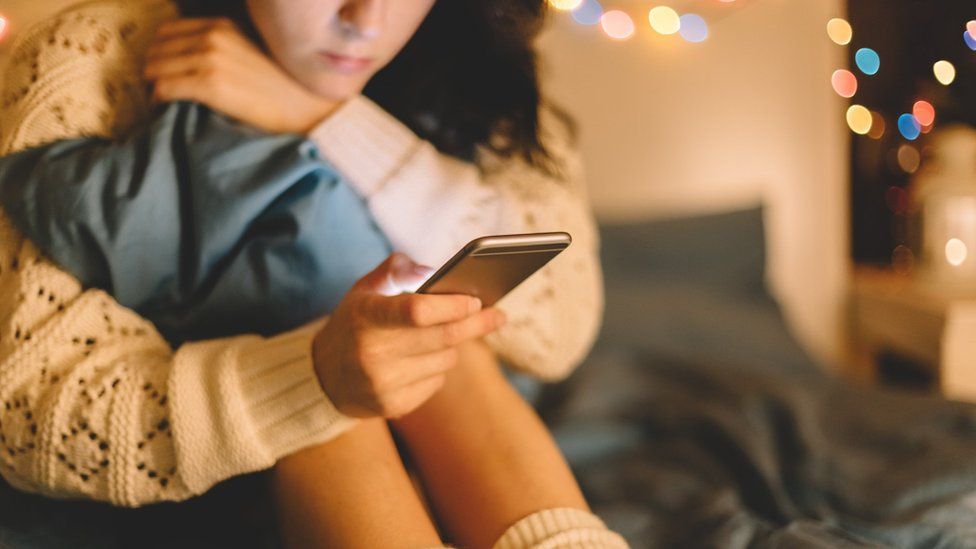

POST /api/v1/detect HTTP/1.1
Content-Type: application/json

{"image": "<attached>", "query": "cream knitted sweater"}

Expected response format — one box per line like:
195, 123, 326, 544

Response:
0, 0, 603, 507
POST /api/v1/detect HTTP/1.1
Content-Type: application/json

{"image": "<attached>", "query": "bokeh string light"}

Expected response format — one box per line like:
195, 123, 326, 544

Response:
549, 0, 584, 11
854, 48, 880, 75
547, 0, 751, 44
601, 10, 635, 41
572, 0, 603, 26
946, 238, 968, 267
827, 17, 853, 45
829, 16, 974, 143
828, 17, 975, 273
648, 6, 681, 35
912, 100, 935, 127
678, 13, 708, 43
831, 69, 858, 98
965, 29, 976, 51
897, 114, 921, 141
933, 60, 956, 85
896, 145, 921, 174
868, 111, 886, 139
0, 13, 9, 44
846, 105, 872, 135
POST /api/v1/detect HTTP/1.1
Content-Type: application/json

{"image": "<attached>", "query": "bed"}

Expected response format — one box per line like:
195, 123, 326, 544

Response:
2, 207, 976, 548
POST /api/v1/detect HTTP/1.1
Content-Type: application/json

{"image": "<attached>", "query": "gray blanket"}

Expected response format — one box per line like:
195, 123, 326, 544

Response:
548, 346, 976, 548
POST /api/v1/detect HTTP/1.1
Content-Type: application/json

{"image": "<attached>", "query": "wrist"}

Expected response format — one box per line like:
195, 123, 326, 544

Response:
288, 92, 340, 134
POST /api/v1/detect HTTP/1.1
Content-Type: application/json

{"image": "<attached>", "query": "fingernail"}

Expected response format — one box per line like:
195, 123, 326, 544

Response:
414, 265, 435, 277
468, 297, 482, 314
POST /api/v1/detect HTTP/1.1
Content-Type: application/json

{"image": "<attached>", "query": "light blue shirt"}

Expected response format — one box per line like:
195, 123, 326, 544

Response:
0, 101, 391, 344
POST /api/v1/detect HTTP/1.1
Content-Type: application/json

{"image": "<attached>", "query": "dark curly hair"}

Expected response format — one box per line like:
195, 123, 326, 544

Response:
176, 0, 571, 173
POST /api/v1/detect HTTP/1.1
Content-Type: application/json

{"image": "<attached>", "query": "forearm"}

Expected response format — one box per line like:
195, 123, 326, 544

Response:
309, 96, 604, 378
0, 226, 355, 506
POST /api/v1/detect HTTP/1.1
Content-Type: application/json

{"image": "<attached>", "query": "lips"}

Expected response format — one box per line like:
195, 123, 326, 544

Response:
318, 51, 373, 73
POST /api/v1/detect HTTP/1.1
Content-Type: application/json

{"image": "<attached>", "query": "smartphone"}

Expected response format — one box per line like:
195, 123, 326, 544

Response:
416, 232, 571, 307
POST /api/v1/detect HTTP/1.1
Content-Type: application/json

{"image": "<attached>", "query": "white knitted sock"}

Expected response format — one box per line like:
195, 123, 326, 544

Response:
491, 507, 630, 549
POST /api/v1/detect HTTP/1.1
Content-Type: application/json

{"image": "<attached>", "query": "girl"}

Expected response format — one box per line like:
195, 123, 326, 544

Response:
0, 0, 625, 547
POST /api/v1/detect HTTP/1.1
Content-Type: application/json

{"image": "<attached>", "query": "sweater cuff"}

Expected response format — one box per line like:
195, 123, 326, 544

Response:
171, 321, 357, 494
236, 321, 357, 462
308, 95, 420, 197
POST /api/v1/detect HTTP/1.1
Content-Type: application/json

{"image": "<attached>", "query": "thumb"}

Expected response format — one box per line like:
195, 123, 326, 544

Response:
355, 253, 434, 296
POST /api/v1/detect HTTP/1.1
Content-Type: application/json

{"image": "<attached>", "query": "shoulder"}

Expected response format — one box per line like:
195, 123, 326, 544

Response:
3, 0, 178, 79
0, 0, 178, 153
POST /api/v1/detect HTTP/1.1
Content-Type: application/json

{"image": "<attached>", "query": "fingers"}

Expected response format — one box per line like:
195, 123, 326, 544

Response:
154, 17, 234, 40
364, 292, 482, 328
144, 51, 209, 80
406, 307, 507, 356
146, 34, 207, 62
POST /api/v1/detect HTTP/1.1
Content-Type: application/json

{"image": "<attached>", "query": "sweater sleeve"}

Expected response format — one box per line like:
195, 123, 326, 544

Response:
309, 96, 604, 380
0, 218, 356, 506
0, 0, 357, 506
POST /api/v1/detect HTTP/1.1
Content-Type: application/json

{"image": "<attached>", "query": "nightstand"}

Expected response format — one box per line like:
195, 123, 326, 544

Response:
849, 267, 976, 401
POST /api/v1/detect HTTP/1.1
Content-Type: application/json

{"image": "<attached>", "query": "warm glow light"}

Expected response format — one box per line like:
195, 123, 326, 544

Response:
826, 18, 852, 45
898, 114, 921, 141
968, 20, 976, 39
896, 145, 920, 173
946, 238, 968, 267
571, 0, 603, 26
648, 6, 680, 35
868, 111, 886, 139
601, 10, 635, 40
854, 48, 880, 75
831, 69, 858, 98
548, 0, 583, 11
846, 105, 872, 135
933, 60, 956, 86
912, 100, 935, 127
0, 14, 8, 43
678, 13, 708, 43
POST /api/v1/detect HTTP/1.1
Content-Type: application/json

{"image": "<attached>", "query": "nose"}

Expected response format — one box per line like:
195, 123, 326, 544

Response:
338, 0, 384, 40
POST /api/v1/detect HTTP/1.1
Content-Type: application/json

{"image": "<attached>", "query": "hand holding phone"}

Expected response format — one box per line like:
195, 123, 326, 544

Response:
416, 232, 571, 307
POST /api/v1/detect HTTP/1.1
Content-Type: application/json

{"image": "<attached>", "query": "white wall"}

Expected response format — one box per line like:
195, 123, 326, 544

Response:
537, 1, 850, 366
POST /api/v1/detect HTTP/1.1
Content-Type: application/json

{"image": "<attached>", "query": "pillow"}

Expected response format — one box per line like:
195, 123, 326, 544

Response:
596, 206, 818, 376
599, 206, 768, 296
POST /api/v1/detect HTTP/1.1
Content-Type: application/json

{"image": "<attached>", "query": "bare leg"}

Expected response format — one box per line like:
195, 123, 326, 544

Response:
269, 417, 443, 549
390, 340, 588, 549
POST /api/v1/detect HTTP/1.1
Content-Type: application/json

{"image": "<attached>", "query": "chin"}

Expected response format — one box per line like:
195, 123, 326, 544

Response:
304, 74, 369, 103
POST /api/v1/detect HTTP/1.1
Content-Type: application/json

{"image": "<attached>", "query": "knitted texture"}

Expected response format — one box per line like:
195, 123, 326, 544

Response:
0, 0, 173, 153
491, 508, 631, 549
0, 0, 355, 507
0, 0, 604, 507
